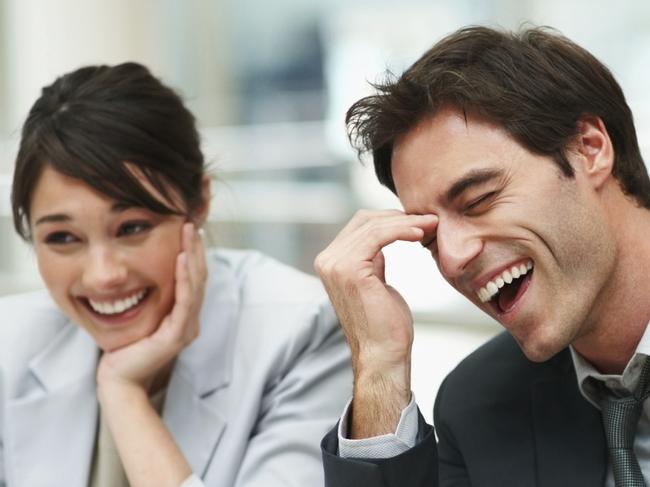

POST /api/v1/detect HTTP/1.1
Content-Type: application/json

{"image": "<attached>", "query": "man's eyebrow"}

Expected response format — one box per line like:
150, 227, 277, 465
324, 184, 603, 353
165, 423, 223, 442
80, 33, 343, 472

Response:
446, 168, 504, 203
33, 202, 131, 226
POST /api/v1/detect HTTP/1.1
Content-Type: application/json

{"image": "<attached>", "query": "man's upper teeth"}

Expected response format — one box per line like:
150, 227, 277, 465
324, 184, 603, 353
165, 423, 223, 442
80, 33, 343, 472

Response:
89, 289, 146, 315
477, 261, 533, 303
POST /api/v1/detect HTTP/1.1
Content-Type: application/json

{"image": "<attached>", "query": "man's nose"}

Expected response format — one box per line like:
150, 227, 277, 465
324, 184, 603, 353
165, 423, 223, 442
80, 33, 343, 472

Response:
435, 219, 483, 280
81, 246, 128, 290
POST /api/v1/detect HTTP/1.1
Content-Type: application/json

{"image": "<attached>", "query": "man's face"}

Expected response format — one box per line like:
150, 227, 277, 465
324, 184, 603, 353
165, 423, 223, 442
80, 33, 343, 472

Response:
392, 108, 617, 362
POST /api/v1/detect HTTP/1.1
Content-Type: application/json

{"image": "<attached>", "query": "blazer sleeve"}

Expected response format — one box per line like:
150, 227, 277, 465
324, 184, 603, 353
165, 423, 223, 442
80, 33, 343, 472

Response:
433, 377, 471, 486
0, 439, 4, 487
0, 443, 4, 487
321, 409, 438, 487
232, 302, 353, 487
0, 369, 5, 487
179, 474, 205, 487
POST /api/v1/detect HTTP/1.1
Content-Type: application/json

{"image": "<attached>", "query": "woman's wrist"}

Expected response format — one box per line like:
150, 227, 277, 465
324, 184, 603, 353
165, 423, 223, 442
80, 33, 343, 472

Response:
96, 376, 149, 409
97, 370, 192, 486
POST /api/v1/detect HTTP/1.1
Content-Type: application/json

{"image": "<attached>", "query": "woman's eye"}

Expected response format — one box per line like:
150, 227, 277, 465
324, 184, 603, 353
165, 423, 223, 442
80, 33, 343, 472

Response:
118, 221, 152, 237
44, 232, 78, 245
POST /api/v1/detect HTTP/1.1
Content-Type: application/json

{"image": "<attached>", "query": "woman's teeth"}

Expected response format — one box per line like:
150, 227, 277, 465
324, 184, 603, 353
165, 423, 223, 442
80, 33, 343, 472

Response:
477, 261, 533, 303
88, 289, 147, 315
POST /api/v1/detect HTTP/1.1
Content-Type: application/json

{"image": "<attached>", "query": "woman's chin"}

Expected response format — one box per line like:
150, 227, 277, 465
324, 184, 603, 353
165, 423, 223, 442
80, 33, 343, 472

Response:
90, 320, 160, 353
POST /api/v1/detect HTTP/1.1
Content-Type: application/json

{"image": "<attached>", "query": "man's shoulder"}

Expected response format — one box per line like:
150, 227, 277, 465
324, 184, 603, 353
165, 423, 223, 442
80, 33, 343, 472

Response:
453, 331, 563, 378
437, 331, 573, 413
432, 333, 602, 485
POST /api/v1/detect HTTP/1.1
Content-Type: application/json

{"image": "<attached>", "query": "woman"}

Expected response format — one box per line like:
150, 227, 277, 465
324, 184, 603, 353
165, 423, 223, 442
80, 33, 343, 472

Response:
0, 63, 351, 487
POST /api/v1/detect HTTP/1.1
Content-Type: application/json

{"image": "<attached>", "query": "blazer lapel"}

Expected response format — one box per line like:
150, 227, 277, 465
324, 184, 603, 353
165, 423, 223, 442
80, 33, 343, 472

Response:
163, 369, 228, 478
163, 255, 240, 478
532, 352, 607, 487
7, 254, 242, 484
6, 324, 98, 487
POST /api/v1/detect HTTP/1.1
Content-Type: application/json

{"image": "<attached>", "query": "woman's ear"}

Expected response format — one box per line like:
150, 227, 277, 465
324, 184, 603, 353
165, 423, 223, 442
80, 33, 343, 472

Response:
193, 175, 212, 226
572, 114, 614, 190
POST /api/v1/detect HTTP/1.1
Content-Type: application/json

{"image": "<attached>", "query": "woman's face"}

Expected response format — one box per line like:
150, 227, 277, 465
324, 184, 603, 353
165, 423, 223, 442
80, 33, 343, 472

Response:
29, 166, 190, 352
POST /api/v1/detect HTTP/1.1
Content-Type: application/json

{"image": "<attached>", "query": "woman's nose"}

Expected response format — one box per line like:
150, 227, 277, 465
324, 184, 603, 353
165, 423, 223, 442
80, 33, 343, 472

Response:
81, 246, 128, 291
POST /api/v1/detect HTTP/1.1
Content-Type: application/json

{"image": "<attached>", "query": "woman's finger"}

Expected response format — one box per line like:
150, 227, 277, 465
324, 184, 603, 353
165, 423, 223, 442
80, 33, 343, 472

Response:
181, 223, 197, 291
163, 251, 192, 341
194, 227, 208, 286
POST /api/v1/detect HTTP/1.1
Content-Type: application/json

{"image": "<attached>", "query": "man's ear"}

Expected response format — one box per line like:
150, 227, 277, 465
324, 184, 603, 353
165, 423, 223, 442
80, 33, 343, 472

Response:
572, 114, 614, 190
193, 175, 212, 226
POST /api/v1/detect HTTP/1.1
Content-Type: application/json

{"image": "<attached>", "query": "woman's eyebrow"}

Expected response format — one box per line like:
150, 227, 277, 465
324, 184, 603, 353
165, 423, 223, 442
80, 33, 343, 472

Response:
34, 213, 71, 225
111, 202, 134, 213
34, 203, 133, 225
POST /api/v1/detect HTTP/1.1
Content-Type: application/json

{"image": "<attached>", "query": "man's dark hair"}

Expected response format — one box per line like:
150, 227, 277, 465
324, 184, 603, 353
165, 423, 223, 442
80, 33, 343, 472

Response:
12, 62, 206, 240
346, 25, 650, 208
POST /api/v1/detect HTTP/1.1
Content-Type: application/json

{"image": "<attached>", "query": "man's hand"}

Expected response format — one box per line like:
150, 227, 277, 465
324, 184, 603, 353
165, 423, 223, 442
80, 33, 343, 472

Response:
314, 210, 437, 438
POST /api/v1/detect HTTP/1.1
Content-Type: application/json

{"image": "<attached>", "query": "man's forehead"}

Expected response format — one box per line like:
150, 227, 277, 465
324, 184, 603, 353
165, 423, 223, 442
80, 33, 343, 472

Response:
391, 111, 512, 211
392, 111, 476, 177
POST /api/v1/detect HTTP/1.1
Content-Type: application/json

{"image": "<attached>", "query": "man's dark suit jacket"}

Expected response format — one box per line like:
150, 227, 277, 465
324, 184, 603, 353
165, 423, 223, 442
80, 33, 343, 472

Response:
322, 332, 608, 486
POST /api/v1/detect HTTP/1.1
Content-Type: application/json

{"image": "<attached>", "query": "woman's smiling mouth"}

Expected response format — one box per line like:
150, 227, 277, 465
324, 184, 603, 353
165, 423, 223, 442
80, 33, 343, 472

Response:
82, 288, 151, 320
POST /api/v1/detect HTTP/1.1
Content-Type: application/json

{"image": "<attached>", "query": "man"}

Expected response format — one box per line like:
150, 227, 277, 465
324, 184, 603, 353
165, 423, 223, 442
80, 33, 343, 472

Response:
316, 26, 650, 486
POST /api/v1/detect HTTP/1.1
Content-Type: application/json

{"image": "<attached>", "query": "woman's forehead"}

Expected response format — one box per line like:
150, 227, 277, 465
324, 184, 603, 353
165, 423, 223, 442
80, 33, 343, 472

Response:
30, 164, 184, 221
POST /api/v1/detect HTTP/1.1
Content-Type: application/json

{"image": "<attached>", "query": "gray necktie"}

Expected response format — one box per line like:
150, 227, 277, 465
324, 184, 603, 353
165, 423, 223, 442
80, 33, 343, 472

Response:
600, 357, 650, 487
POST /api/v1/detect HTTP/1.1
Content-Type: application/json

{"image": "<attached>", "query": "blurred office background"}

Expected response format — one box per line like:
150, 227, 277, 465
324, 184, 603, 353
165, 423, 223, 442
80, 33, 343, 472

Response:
1, 0, 650, 421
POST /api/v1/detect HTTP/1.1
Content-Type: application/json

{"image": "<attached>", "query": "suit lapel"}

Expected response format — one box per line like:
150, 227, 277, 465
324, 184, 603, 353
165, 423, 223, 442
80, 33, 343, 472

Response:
163, 254, 240, 478
532, 352, 607, 487
163, 369, 228, 477
6, 324, 98, 487
6, 254, 241, 484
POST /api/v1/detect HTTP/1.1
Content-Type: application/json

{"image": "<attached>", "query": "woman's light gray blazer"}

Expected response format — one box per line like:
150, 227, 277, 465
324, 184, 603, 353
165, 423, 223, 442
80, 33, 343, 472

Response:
0, 249, 352, 487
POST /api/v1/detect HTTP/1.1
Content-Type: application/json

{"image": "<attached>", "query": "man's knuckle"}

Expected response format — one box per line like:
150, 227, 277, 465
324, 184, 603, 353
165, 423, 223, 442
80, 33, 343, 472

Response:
330, 261, 351, 280
351, 209, 373, 224
313, 252, 328, 274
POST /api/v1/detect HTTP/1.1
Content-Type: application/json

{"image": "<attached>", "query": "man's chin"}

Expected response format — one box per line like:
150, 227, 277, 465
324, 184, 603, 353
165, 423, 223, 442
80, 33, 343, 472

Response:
514, 333, 565, 363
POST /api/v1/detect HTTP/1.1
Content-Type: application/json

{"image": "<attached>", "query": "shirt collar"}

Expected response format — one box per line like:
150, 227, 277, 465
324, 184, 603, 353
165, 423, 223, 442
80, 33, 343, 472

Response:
571, 322, 650, 408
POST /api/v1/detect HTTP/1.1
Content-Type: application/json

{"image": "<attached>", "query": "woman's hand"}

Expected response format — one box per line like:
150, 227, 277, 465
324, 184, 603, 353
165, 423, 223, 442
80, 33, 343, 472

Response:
96, 222, 207, 393
94, 222, 206, 487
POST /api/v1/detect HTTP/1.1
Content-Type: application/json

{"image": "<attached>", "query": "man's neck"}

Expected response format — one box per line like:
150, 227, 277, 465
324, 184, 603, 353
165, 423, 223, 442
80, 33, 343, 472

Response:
572, 194, 650, 374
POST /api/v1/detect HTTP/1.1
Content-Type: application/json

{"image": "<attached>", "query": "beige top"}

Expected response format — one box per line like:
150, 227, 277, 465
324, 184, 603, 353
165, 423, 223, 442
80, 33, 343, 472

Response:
88, 389, 166, 487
